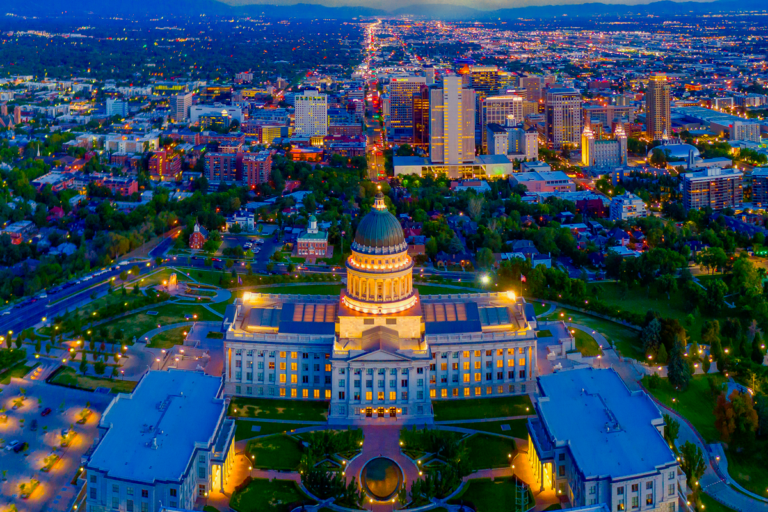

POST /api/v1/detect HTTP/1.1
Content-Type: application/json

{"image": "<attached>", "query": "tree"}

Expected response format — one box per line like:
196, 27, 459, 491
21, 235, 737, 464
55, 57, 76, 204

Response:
119, 270, 128, 281
663, 413, 680, 454
751, 332, 765, 364
657, 344, 669, 364
476, 248, 494, 270
680, 441, 706, 492
714, 390, 759, 451
641, 317, 662, 356
448, 235, 464, 254
79, 357, 88, 375
94, 361, 106, 376
668, 335, 692, 390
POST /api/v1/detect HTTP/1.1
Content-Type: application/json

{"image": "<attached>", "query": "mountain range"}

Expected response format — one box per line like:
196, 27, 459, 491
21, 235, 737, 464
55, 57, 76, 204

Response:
0, 0, 764, 19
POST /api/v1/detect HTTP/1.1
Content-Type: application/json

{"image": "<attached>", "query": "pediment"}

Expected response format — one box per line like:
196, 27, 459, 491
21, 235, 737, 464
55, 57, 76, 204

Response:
348, 349, 412, 362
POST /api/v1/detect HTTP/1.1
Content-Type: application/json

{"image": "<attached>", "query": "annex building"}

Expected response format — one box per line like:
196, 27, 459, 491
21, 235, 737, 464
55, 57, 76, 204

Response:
222, 193, 538, 424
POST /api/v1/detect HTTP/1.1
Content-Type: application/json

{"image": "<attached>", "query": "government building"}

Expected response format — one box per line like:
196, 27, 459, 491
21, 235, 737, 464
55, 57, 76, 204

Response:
222, 193, 538, 424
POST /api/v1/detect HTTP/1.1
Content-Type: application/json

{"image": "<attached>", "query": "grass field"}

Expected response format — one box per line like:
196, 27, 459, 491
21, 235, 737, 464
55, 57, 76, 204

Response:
49, 366, 137, 393
536, 330, 553, 338
127, 268, 191, 289
75, 292, 147, 318
726, 445, 768, 498
532, 302, 550, 316
463, 434, 516, 470
234, 420, 310, 441
230, 478, 312, 512
432, 395, 533, 421
246, 434, 304, 470
698, 494, 736, 512
447, 419, 529, 439
449, 478, 533, 512
0, 362, 36, 384
573, 329, 603, 357
229, 397, 329, 421
543, 308, 642, 360
641, 373, 726, 443
147, 326, 189, 349
97, 304, 220, 343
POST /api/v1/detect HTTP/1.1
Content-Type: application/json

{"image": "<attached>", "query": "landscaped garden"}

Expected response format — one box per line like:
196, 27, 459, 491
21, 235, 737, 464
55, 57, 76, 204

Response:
147, 326, 189, 349
432, 395, 533, 421
96, 303, 220, 342
48, 366, 137, 394
230, 478, 314, 512
234, 420, 309, 441
229, 397, 329, 422
463, 434, 516, 470
542, 308, 642, 360
573, 329, 603, 357
448, 477, 534, 512
247, 434, 304, 471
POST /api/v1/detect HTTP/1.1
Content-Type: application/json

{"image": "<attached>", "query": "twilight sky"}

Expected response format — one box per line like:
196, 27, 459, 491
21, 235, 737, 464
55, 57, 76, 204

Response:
223, 0, 717, 9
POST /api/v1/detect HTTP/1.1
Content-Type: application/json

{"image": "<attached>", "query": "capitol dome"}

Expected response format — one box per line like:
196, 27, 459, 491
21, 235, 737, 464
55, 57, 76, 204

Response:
353, 195, 407, 255
343, 193, 416, 315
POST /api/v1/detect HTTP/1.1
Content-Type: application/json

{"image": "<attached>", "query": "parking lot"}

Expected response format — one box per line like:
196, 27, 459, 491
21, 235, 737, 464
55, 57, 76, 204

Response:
219, 235, 280, 269
0, 377, 113, 512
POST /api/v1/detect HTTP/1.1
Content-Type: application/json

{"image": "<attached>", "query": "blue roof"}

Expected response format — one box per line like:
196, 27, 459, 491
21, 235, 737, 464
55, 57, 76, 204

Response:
536, 368, 676, 479
88, 371, 225, 484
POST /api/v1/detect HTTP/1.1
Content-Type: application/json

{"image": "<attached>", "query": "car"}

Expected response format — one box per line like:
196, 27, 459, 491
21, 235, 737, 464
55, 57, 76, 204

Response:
13, 442, 26, 453
5, 440, 20, 451
41, 407, 51, 417
30, 419, 37, 431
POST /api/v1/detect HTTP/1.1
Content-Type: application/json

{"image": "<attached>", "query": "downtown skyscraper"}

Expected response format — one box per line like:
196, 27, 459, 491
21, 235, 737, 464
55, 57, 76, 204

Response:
546, 88, 582, 150
429, 75, 475, 165
645, 74, 671, 141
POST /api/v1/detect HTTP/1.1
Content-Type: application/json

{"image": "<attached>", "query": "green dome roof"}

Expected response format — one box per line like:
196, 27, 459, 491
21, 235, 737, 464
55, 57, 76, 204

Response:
352, 195, 406, 255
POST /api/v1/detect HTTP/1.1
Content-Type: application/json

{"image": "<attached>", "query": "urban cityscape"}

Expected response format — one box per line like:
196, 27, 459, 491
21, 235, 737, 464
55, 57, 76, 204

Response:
0, 3, 768, 512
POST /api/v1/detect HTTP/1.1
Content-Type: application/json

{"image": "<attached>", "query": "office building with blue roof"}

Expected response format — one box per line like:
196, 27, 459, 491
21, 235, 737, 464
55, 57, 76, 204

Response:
222, 193, 538, 424
84, 370, 235, 512
527, 368, 685, 511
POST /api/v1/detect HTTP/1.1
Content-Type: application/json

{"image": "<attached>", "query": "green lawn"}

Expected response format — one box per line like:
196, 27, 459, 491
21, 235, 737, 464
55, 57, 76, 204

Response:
433, 395, 533, 421
641, 374, 727, 443
97, 304, 220, 343
449, 478, 533, 512
573, 329, 603, 357
545, 308, 642, 360
75, 292, 147, 318
0, 362, 36, 384
536, 330, 553, 338
463, 434, 516, 470
230, 478, 313, 512
234, 420, 310, 441
49, 366, 137, 394
210, 294, 237, 315
229, 397, 329, 421
147, 326, 189, 349
726, 444, 768, 498
127, 268, 191, 289
448, 419, 529, 439
246, 434, 304, 470
698, 494, 736, 512
532, 302, 550, 316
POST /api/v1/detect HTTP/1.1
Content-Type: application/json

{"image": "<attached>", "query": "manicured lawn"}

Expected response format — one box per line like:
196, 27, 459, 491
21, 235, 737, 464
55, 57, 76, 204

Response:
536, 330, 553, 338
127, 268, 191, 289
259, 285, 343, 295
433, 395, 533, 421
414, 285, 481, 295
532, 302, 550, 316
448, 419, 529, 439
75, 292, 147, 317
463, 434, 516, 470
246, 434, 304, 470
546, 308, 642, 360
0, 362, 36, 385
573, 329, 603, 357
698, 493, 736, 512
234, 420, 310, 441
230, 478, 313, 512
726, 445, 768, 499
229, 397, 329, 421
641, 373, 727, 443
147, 326, 188, 349
210, 294, 237, 315
97, 304, 220, 343
449, 477, 533, 512
49, 366, 137, 394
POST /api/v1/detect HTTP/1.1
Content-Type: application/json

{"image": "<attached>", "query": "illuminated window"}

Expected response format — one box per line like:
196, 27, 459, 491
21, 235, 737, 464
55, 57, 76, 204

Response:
291, 388, 297, 398
462, 351, 470, 358
279, 362, 286, 371
496, 360, 503, 368
290, 352, 297, 359
430, 389, 436, 398
325, 390, 331, 399
498, 386, 504, 394
325, 364, 331, 372
486, 387, 492, 395
508, 359, 514, 367
474, 387, 481, 396
474, 362, 481, 369
291, 363, 297, 371
518, 358, 526, 366
279, 351, 286, 358
474, 350, 481, 357
290, 375, 297, 384
279, 374, 286, 383
313, 389, 320, 399
474, 373, 481, 382
463, 374, 470, 383
464, 388, 470, 397
507, 348, 514, 355
378, 392, 385, 401
463, 362, 470, 370
389, 391, 396, 401
441, 389, 448, 398
279, 388, 286, 397
366, 392, 373, 401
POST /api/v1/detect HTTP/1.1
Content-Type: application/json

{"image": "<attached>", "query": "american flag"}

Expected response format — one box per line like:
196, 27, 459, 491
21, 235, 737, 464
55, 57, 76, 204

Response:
238, 275, 242, 285
520, 274, 526, 283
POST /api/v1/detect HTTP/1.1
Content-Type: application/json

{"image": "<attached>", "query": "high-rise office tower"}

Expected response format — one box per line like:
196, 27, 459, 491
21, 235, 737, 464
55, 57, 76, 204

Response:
470, 66, 500, 103
429, 75, 475, 165
481, 95, 524, 151
106, 98, 128, 118
423, 66, 435, 86
295, 90, 328, 137
389, 76, 427, 140
171, 92, 193, 122
413, 85, 430, 151
546, 88, 582, 150
646, 74, 671, 141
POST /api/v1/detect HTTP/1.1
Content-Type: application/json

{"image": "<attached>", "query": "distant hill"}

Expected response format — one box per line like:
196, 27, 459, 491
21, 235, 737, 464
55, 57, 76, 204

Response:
0, 0, 763, 19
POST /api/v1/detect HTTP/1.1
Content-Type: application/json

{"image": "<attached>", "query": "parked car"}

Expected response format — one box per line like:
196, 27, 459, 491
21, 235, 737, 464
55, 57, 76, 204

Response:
13, 442, 27, 453
5, 440, 20, 451
41, 407, 51, 417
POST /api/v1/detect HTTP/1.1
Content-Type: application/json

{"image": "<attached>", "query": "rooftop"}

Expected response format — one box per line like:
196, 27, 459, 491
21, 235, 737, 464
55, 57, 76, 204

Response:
88, 370, 225, 484
535, 368, 676, 479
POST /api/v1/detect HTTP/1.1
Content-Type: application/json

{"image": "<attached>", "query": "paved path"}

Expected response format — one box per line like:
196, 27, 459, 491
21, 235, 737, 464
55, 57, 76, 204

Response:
435, 415, 535, 425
